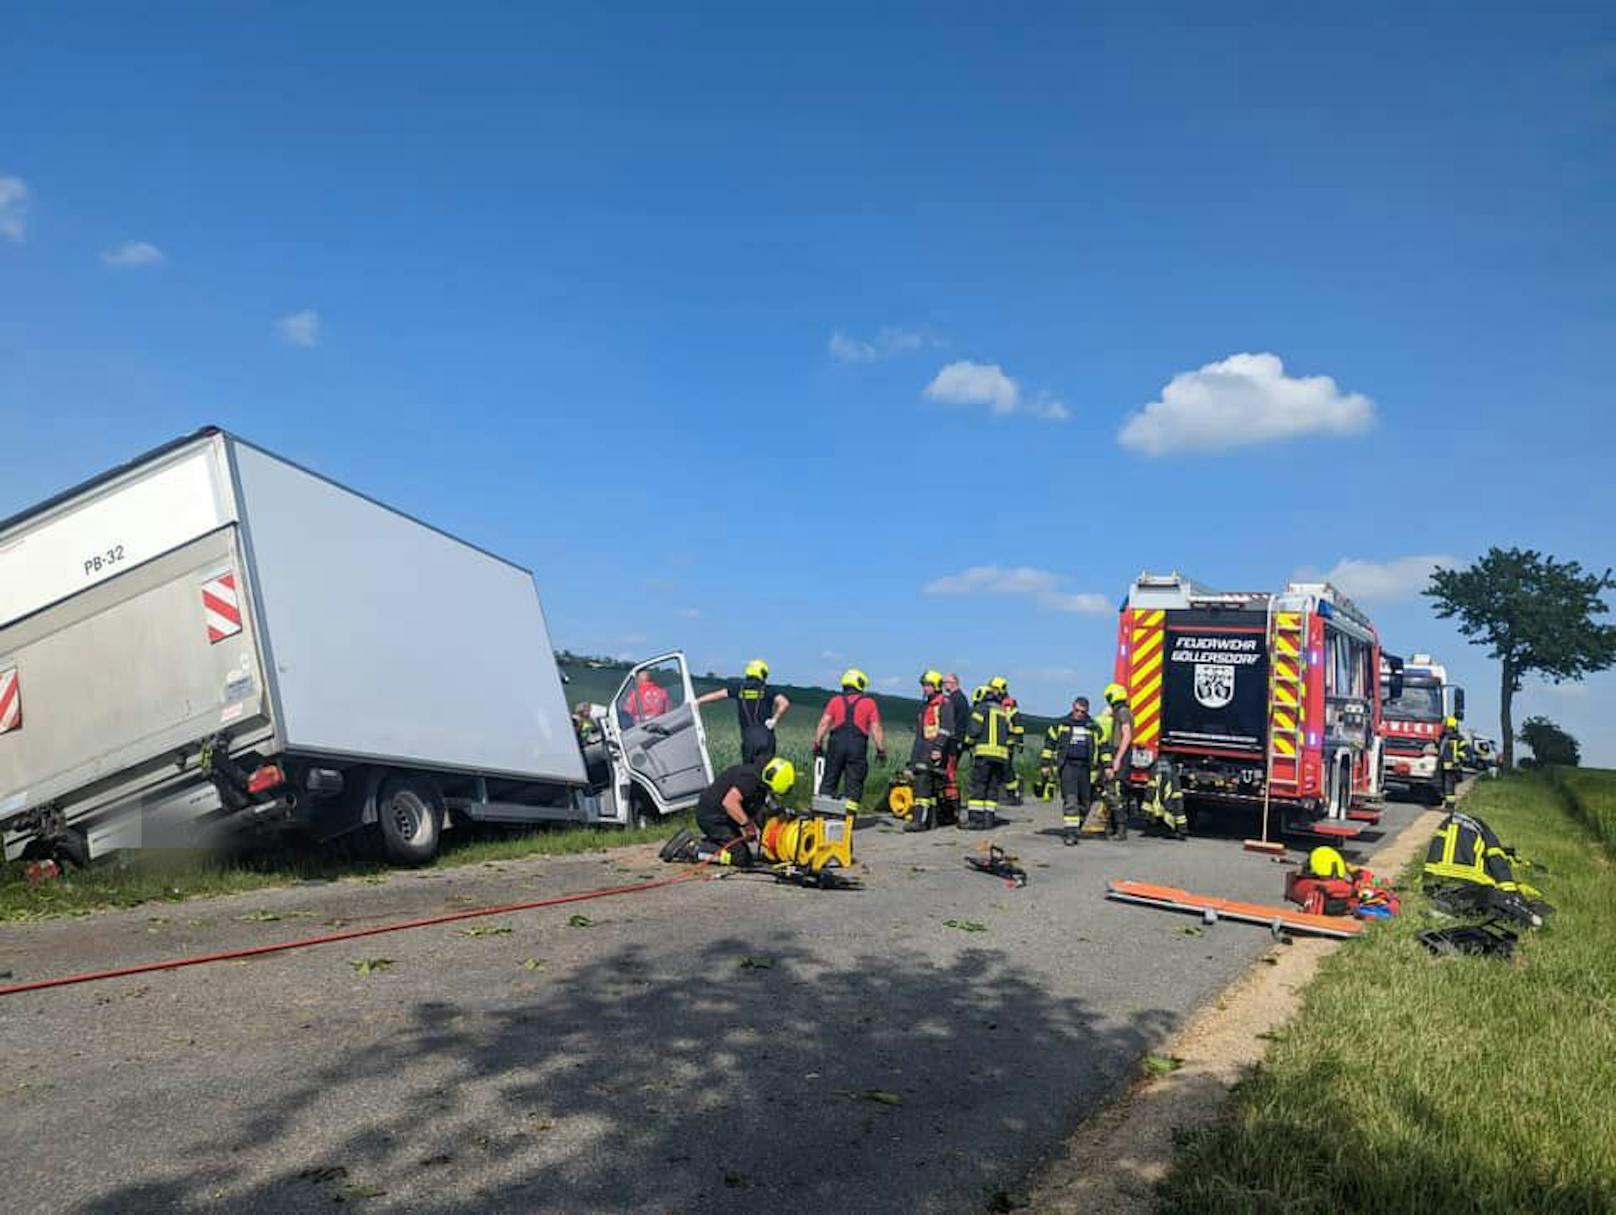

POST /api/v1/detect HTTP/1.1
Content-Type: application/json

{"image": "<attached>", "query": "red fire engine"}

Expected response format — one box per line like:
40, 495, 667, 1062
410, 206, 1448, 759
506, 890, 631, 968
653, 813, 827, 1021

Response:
1113, 573, 1386, 836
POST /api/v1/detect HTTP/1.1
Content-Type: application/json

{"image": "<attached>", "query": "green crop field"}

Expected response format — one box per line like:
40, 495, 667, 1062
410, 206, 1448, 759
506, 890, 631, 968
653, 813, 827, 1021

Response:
561, 657, 1057, 809
1158, 768, 1616, 1214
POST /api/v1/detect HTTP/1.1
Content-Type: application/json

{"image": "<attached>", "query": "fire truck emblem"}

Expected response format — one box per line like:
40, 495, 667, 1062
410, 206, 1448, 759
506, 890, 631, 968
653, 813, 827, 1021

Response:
1194, 662, 1235, 709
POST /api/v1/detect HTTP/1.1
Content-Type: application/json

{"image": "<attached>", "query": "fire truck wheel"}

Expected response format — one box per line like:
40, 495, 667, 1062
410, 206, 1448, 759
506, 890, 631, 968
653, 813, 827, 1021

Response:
375, 777, 444, 866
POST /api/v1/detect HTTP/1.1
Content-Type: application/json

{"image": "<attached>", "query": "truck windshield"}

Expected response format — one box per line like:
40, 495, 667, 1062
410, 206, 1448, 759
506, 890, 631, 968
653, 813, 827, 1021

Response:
1384, 684, 1442, 719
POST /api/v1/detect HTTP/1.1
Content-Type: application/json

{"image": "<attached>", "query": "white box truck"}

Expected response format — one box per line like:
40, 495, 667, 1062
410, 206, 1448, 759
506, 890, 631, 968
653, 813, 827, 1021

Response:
0, 429, 713, 865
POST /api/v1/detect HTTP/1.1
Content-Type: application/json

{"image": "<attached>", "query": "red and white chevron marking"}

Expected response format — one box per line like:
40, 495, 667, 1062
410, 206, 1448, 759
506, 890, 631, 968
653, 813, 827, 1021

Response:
201, 572, 242, 643
0, 667, 20, 734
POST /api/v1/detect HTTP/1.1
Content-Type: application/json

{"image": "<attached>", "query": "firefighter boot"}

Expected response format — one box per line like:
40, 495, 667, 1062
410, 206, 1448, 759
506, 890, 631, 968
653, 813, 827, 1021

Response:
903, 802, 935, 834
659, 828, 698, 864
1106, 794, 1129, 841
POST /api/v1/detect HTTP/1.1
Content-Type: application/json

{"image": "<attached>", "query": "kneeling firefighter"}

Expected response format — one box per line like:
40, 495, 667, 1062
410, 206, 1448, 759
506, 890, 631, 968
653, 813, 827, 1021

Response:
1041, 697, 1102, 844
905, 670, 958, 832
813, 668, 886, 812
962, 677, 1013, 829
660, 758, 796, 866
1141, 758, 1188, 840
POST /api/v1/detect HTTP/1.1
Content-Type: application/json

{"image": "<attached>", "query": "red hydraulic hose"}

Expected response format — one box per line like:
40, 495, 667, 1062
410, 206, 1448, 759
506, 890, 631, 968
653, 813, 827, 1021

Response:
0, 862, 724, 999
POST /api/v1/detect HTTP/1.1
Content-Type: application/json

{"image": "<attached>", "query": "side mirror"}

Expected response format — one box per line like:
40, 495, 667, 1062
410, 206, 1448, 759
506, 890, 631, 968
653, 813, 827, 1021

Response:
1452, 687, 1465, 722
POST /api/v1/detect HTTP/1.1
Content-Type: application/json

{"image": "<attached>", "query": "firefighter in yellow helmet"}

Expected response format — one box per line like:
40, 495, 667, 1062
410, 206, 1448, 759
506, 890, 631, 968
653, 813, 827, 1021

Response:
1438, 715, 1466, 807
732, 658, 791, 765
1084, 682, 1133, 838
905, 669, 958, 832
813, 668, 886, 813
661, 757, 796, 866
961, 678, 1014, 829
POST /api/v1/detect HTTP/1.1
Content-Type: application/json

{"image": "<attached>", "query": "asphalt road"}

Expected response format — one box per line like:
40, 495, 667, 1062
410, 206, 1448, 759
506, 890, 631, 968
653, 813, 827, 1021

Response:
0, 798, 1422, 1214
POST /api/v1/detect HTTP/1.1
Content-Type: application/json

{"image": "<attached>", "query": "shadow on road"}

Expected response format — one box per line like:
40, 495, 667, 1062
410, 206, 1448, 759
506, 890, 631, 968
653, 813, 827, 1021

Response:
72, 936, 1178, 1214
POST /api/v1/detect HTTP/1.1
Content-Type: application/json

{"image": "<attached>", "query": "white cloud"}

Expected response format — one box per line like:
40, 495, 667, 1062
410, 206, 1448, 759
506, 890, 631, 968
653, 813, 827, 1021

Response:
1302, 554, 1459, 602
924, 360, 1069, 422
1038, 591, 1113, 615
1118, 352, 1376, 456
677, 607, 701, 619
923, 565, 1111, 615
102, 240, 166, 268
876, 674, 904, 690
0, 175, 29, 242
924, 565, 1062, 595
828, 326, 931, 364
275, 309, 321, 348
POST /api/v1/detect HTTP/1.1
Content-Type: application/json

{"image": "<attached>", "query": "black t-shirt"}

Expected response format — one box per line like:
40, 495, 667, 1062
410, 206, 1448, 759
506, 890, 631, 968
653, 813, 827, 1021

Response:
697, 763, 768, 822
731, 679, 777, 731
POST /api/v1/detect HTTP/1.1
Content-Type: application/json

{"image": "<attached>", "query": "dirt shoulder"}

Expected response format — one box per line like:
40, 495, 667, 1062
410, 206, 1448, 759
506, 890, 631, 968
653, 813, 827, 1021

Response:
1022, 801, 1447, 1214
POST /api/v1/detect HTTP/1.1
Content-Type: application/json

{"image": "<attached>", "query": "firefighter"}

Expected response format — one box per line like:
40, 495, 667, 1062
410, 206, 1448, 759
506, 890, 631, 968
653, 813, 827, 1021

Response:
1084, 683, 1133, 838
962, 678, 1014, 829
1439, 715, 1466, 807
1141, 758, 1188, 839
734, 658, 791, 765
813, 668, 887, 813
660, 758, 796, 866
904, 669, 957, 832
942, 673, 972, 803
1001, 691, 1026, 806
1040, 696, 1102, 845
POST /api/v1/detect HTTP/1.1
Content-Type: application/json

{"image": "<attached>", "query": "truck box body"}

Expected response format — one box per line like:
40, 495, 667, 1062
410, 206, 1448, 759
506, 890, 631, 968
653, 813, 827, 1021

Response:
0, 430, 583, 856
1114, 573, 1384, 822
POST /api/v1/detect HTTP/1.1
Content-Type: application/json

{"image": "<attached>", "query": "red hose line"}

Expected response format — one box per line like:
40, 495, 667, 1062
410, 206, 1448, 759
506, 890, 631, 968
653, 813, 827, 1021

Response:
0, 864, 719, 998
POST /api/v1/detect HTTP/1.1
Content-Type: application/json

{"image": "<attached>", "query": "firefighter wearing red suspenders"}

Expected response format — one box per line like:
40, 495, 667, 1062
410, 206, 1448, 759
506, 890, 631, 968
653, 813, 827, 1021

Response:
813, 669, 886, 813
904, 669, 957, 832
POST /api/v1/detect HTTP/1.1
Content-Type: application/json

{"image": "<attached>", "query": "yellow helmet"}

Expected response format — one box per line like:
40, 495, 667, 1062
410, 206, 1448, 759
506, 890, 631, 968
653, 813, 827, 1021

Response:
744, 659, 769, 681
920, 669, 944, 690
988, 675, 1009, 695
1306, 846, 1349, 880
1444, 715, 1459, 729
841, 668, 869, 692
1103, 682, 1128, 705
971, 685, 989, 704
761, 757, 795, 796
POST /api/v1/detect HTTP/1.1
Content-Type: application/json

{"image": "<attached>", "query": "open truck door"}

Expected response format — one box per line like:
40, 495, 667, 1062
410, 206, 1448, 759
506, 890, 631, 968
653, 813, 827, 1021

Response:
604, 653, 714, 827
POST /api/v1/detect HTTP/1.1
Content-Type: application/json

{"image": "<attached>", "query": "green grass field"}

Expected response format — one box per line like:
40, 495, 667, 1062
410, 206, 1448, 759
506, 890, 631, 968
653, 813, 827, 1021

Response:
1158, 769, 1616, 1214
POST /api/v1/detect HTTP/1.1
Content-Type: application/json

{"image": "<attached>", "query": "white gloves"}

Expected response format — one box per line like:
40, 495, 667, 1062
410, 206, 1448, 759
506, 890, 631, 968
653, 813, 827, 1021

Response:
764, 717, 778, 731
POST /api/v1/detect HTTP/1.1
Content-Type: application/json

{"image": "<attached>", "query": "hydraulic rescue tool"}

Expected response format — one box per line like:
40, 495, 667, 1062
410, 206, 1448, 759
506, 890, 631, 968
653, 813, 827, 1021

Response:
964, 843, 1028, 888
661, 804, 859, 889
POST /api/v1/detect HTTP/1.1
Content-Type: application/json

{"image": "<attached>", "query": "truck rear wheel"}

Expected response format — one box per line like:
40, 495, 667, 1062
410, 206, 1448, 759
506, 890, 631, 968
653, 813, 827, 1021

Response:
375, 777, 443, 865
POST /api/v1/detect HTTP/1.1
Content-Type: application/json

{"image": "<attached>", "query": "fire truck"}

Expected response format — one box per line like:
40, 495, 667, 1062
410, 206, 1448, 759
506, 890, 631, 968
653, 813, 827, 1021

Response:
1379, 653, 1464, 804
1113, 572, 1386, 835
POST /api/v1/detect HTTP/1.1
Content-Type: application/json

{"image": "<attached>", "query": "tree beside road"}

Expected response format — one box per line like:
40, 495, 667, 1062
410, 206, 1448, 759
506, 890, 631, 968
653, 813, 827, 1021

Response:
1425, 548, 1616, 772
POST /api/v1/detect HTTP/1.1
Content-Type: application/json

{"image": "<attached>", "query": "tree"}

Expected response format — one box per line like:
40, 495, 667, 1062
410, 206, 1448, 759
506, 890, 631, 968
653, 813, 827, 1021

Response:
1517, 715, 1581, 768
1425, 548, 1616, 771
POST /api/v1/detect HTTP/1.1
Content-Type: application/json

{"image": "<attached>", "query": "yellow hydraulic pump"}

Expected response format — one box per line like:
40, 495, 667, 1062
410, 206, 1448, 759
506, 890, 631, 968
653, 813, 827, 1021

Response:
760, 809, 855, 887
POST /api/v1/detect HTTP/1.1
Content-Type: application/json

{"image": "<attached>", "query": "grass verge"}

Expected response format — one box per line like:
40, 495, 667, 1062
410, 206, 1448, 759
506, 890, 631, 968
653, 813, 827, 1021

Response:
1550, 766, 1616, 852
1157, 770, 1616, 1215
0, 817, 688, 924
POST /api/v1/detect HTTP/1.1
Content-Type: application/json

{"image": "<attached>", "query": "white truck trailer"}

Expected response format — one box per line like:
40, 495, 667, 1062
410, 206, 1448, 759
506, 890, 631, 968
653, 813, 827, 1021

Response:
0, 428, 713, 865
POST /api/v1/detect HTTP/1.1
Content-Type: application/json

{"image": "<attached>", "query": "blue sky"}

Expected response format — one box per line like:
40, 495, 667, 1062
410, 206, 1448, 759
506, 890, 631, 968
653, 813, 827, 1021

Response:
3, 3, 1613, 759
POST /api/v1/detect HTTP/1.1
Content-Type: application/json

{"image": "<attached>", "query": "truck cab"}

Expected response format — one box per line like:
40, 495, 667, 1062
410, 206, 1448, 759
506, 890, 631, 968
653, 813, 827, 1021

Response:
1379, 653, 1462, 804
